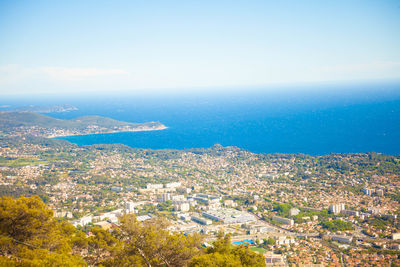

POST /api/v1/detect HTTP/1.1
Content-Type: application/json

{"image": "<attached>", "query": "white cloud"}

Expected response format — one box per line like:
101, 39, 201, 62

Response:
39, 66, 128, 81
0, 64, 130, 94
0, 64, 128, 82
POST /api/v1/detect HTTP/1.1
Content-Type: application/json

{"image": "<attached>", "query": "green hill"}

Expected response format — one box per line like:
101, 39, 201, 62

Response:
0, 111, 166, 136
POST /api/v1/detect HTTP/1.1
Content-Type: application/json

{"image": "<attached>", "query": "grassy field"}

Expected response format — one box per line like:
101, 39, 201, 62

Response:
0, 157, 49, 167
250, 247, 267, 254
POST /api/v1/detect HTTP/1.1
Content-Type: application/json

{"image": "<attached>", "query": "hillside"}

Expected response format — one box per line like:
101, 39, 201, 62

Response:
0, 111, 166, 138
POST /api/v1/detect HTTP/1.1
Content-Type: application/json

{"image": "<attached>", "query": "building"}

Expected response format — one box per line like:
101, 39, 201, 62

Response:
161, 193, 171, 202
272, 216, 294, 226
264, 252, 286, 267
174, 201, 190, 212
192, 216, 212, 225
193, 194, 221, 205
171, 194, 185, 201
110, 186, 122, 192
376, 189, 384, 196
137, 214, 153, 221
224, 199, 238, 207
392, 232, 400, 240
165, 182, 182, 188
329, 203, 345, 214
388, 243, 400, 250
146, 183, 163, 190
341, 209, 359, 217
176, 187, 192, 194
275, 236, 296, 246
362, 188, 374, 196
289, 208, 300, 216
54, 210, 73, 218
367, 207, 381, 214
125, 201, 136, 214
72, 215, 93, 227
202, 208, 256, 224
96, 209, 122, 222
179, 213, 191, 221
331, 235, 353, 244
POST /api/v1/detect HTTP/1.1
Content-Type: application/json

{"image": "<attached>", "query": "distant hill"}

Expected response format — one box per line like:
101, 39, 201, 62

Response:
12, 104, 78, 113
0, 112, 166, 137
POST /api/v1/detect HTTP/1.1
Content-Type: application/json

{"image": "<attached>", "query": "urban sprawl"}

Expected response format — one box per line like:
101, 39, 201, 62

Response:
0, 129, 400, 266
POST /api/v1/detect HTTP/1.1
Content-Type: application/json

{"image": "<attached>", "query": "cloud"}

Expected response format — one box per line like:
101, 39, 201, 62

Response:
0, 64, 129, 82
39, 66, 129, 81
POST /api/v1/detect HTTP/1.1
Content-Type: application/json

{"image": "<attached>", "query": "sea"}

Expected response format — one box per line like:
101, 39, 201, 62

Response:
2, 81, 400, 155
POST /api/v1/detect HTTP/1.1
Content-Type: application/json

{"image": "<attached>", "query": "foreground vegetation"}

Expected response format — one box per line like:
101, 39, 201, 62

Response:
0, 196, 265, 266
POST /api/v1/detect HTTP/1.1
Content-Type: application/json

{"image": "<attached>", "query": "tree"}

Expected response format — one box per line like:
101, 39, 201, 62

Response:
85, 226, 120, 266
0, 195, 85, 266
110, 214, 202, 267
190, 232, 265, 267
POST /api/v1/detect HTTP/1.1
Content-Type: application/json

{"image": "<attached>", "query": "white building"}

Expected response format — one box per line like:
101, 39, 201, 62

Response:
331, 235, 353, 244
202, 208, 256, 224
289, 208, 300, 216
276, 236, 296, 246
192, 216, 212, 225
329, 203, 346, 214
171, 194, 185, 201
174, 201, 190, 212
177, 187, 192, 194
272, 216, 294, 226
165, 182, 182, 188
341, 209, 359, 217
125, 201, 136, 214
137, 214, 153, 222
73, 215, 93, 227
224, 199, 238, 207
362, 188, 374, 196
161, 193, 171, 202
179, 213, 191, 221
392, 232, 400, 240
146, 183, 163, 190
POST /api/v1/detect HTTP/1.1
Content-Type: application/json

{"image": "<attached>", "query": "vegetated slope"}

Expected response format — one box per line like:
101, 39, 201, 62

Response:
0, 111, 165, 131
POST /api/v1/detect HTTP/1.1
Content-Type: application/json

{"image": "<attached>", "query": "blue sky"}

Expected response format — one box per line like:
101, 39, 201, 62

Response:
0, 0, 399, 95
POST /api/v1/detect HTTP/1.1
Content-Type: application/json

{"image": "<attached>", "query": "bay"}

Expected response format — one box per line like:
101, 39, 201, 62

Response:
3, 82, 400, 155
53, 83, 400, 155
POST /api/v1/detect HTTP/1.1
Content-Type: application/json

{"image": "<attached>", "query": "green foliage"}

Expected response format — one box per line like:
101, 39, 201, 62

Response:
264, 237, 275, 245
273, 203, 292, 217
0, 157, 49, 167
0, 111, 164, 132
85, 226, 120, 266
0, 195, 85, 266
386, 192, 400, 203
190, 232, 265, 267
321, 219, 354, 232
365, 216, 398, 230
0, 196, 209, 266
106, 214, 202, 267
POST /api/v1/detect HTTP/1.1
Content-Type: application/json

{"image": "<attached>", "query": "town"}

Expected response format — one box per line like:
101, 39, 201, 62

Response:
1, 133, 399, 266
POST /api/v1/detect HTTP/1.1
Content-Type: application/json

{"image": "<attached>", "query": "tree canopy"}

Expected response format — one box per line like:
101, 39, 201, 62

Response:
0, 195, 85, 266
190, 232, 266, 267
0, 196, 266, 266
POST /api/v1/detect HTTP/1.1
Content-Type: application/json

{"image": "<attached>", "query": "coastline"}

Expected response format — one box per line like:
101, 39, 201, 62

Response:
49, 125, 168, 138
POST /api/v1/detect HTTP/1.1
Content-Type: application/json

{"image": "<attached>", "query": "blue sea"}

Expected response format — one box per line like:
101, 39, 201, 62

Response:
2, 82, 400, 155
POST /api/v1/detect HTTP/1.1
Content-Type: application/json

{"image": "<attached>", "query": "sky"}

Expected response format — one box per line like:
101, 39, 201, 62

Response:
0, 0, 400, 95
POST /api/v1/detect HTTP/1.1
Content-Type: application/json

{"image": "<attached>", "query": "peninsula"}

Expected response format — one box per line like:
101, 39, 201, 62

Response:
12, 104, 79, 113
0, 111, 167, 138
